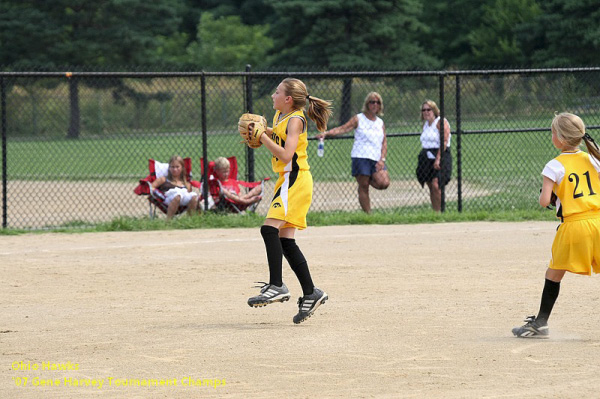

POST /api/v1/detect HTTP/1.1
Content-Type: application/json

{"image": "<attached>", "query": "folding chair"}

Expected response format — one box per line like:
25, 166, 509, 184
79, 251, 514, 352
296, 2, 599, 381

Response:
200, 156, 270, 213
134, 158, 201, 218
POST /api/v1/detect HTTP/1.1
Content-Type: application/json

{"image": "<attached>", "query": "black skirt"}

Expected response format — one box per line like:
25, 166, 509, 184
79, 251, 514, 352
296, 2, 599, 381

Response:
416, 148, 452, 188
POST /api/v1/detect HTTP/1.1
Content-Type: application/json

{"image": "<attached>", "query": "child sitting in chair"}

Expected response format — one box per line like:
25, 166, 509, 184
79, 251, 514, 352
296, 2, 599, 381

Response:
214, 157, 262, 207
152, 155, 199, 220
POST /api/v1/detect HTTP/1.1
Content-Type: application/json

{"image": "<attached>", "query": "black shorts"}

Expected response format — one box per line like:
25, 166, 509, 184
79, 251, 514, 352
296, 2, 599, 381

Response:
416, 148, 452, 188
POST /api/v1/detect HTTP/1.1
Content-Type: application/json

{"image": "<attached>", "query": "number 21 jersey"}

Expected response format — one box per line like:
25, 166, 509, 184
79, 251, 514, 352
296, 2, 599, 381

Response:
543, 151, 600, 218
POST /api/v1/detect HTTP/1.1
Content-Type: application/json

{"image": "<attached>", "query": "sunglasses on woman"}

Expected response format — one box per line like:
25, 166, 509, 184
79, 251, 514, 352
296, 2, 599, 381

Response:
369, 100, 381, 105
422, 108, 432, 112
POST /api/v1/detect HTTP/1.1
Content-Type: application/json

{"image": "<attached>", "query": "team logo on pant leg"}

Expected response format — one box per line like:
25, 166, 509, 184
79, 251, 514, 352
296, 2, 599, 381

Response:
272, 203, 281, 208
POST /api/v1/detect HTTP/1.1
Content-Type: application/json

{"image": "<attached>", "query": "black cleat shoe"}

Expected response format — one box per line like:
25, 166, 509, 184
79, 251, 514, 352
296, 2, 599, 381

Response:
247, 282, 291, 308
512, 315, 549, 338
293, 287, 328, 324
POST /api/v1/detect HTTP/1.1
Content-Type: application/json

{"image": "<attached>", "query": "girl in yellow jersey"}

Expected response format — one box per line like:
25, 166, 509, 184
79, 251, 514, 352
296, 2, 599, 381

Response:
513, 113, 600, 338
247, 78, 333, 324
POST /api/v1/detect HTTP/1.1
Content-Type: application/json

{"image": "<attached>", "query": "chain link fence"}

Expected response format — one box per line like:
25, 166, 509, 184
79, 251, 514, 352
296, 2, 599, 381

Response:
2, 68, 600, 229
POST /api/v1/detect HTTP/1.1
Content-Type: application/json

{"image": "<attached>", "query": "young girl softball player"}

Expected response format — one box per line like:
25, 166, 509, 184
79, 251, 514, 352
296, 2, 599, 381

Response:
513, 113, 600, 338
247, 78, 333, 324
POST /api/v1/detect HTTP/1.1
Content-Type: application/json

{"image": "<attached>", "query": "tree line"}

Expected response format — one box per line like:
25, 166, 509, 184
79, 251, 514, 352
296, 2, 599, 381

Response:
1, 0, 599, 71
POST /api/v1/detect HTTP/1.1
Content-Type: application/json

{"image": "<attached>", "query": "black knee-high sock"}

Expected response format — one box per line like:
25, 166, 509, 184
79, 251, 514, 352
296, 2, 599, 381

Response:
280, 238, 314, 296
260, 225, 283, 286
537, 278, 560, 324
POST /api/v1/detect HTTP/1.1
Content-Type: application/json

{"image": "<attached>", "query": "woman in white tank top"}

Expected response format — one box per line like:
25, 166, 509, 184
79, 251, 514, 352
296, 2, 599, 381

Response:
416, 100, 452, 212
316, 92, 390, 213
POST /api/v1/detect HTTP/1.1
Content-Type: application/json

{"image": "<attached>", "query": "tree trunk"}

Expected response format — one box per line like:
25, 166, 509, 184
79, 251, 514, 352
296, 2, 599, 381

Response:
67, 78, 80, 139
340, 78, 352, 125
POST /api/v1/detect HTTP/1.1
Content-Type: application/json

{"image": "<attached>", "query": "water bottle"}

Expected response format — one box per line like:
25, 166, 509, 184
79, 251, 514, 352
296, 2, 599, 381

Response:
317, 137, 325, 157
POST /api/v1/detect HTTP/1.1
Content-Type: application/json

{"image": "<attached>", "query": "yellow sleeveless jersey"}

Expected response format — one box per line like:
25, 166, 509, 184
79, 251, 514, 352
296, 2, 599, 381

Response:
271, 110, 310, 173
554, 151, 600, 218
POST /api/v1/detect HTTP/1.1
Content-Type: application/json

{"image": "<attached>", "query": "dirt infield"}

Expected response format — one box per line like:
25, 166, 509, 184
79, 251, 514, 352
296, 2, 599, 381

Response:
3, 221, 600, 398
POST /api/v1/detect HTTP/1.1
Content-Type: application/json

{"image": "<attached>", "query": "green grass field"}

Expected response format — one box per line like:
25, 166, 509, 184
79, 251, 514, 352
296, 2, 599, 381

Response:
4, 72, 599, 230
0, 124, 563, 230
2, 127, 556, 177
3, 126, 557, 188
0, 207, 558, 235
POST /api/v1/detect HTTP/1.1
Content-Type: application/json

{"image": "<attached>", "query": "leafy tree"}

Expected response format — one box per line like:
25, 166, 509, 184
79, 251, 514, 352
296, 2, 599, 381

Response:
0, 1, 64, 68
468, 0, 541, 67
151, 32, 193, 66
518, 0, 600, 67
185, 0, 274, 25
185, 13, 274, 70
0, 1, 184, 139
420, 0, 485, 68
0, 0, 183, 68
268, 0, 440, 70
179, 0, 204, 44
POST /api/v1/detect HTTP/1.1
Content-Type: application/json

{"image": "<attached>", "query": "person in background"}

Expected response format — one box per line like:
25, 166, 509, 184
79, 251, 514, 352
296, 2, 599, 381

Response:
317, 92, 389, 213
416, 100, 451, 212
151, 155, 199, 220
213, 157, 262, 207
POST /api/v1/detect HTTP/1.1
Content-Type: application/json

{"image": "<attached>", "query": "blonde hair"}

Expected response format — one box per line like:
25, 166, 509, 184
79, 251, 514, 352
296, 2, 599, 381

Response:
167, 155, 189, 183
361, 92, 384, 116
420, 100, 440, 121
552, 112, 600, 161
214, 157, 230, 171
280, 78, 333, 132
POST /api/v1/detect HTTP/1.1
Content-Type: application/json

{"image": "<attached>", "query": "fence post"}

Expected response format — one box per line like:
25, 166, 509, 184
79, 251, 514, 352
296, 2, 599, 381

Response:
455, 74, 462, 212
1, 77, 6, 228
439, 73, 446, 212
245, 64, 255, 182
201, 72, 209, 211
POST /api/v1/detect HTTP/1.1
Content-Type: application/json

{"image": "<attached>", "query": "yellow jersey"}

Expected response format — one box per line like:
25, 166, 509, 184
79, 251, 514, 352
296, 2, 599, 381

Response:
271, 109, 310, 173
548, 151, 600, 219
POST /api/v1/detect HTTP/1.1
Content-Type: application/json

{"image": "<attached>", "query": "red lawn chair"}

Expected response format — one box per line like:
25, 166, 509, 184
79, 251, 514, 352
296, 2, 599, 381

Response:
200, 156, 269, 213
134, 158, 201, 218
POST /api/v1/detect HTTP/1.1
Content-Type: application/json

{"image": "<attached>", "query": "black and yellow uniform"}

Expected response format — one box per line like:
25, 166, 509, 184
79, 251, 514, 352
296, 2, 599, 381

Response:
545, 151, 600, 274
266, 109, 313, 229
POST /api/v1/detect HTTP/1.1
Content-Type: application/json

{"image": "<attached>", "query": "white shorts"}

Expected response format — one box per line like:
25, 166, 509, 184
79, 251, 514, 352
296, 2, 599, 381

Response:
164, 188, 198, 206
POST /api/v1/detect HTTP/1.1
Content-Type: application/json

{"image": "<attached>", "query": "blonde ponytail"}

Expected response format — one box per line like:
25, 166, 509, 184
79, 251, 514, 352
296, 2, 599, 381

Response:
281, 78, 333, 133
552, 112, 600, 162
306, 95, 333, 132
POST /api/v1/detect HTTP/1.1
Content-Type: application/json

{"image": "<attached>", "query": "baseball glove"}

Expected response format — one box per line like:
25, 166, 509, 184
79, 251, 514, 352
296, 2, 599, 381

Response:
540, 188, 557, 209
550, 191, 557, 207
238, 113, 267, 149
